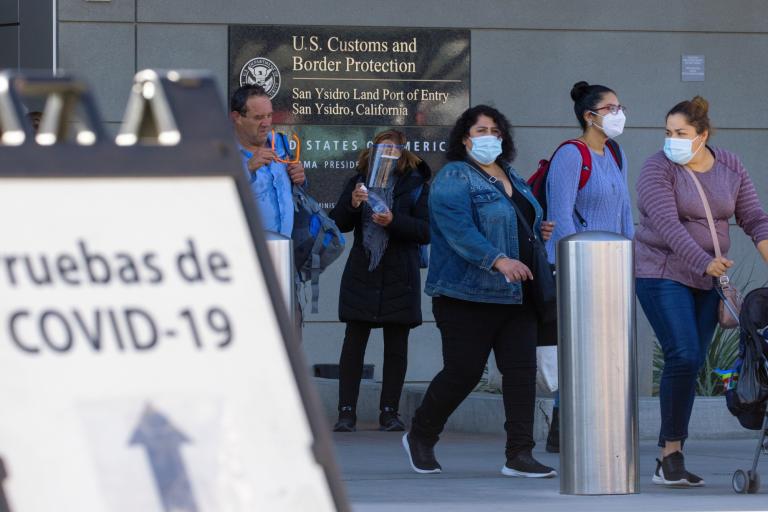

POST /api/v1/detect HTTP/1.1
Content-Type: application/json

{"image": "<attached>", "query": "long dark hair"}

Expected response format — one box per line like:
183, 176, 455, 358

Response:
445, 105, 516, 163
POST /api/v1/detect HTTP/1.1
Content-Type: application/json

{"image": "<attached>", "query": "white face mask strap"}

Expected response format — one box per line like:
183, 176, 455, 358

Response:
587, 111, 599, 129
690, 134, 704, 158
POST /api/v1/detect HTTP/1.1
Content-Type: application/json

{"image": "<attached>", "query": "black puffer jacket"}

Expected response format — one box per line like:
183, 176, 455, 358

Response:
330, 160, 431, 326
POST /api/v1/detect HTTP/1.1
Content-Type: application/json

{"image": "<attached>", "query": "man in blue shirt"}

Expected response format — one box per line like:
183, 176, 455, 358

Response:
230, 85, 305, 236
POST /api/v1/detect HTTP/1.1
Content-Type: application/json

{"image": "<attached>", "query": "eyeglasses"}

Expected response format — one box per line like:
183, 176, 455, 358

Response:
270, 129, 301, 164
592, 104, 627, 115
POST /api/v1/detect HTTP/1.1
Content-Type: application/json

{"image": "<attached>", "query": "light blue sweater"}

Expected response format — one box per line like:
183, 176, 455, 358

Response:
544, 143, 634, 263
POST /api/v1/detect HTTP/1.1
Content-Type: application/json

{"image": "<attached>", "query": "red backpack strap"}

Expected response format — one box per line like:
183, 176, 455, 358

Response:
551, 139, 592, 190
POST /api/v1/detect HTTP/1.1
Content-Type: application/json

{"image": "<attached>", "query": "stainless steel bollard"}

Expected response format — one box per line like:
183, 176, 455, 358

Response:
264, 231, 296, 328
557, 231, 638, 495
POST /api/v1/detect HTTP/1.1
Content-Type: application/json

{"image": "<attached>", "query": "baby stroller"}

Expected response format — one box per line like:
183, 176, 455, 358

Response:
724, 286, 768, 494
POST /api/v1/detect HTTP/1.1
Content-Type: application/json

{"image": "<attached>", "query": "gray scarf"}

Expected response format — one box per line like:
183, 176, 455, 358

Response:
362, 185, 395, 271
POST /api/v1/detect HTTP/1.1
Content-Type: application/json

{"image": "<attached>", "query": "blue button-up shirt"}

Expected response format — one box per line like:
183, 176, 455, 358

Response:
239, 144, 294, 237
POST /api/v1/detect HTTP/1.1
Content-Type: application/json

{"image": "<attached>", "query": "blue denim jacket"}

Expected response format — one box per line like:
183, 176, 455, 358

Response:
239, 135, 293, 237
425, 160, 543, 304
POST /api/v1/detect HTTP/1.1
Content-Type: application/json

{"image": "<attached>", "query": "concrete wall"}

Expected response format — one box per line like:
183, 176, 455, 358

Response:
0, 1, 20, 70
1, 0, 53, 71
54, 0, 768, 395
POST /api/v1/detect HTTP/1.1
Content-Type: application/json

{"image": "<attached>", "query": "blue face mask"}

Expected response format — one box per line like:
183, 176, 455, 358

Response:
468, 135, 502, 165
663, 135, 701, 165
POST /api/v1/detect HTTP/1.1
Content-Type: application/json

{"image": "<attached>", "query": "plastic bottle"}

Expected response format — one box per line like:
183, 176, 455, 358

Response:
360, 185, 389, 214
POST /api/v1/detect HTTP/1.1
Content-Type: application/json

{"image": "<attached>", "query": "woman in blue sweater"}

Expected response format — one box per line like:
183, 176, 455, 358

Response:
543, 81, 635, 453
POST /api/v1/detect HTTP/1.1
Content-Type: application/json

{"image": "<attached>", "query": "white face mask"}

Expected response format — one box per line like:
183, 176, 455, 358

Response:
590, 110, 626, 138
664, 135, 702, 165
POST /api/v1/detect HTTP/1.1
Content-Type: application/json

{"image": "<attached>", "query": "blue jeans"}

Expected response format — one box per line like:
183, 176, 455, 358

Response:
636, 278, 719, 448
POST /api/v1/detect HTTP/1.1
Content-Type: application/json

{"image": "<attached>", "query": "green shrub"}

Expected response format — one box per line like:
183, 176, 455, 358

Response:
652, 325, 740, 396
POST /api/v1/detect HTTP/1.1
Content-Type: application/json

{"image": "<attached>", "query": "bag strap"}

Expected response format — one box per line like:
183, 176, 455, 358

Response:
555, 139, 622, 188
293, 184, 318, 213
570, 140, 592, 190
411, 183, 424, 202
683, 166, 722, 259
410, 183, 425, 218
683, 166, 737, 301
550, 139, 592, 189
464, 160, 538, 242
274, 131, 291, 159
605, 139, 623, 170
547, 139, 591, 227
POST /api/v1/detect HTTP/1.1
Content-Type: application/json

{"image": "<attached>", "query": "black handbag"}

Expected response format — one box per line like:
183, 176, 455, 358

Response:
465, 161, 557, 323
513, 217, 557, 324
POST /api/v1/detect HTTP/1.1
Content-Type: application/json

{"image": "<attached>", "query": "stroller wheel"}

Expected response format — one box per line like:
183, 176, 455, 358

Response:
733, 470, 748, 493
748, 471, 760, 494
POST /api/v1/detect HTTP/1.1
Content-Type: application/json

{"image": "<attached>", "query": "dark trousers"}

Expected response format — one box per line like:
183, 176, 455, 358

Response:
338, 321, 410, 411
411, 296, 538, 458
636, 278, 719, 447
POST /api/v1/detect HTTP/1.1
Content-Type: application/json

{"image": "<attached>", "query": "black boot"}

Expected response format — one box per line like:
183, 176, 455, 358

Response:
333, 406, 356, 432
653, 451, 704, 487
546, 407, 559, 453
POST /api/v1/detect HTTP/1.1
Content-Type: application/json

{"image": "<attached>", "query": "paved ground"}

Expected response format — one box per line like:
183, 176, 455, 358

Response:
332, 424, 768, 512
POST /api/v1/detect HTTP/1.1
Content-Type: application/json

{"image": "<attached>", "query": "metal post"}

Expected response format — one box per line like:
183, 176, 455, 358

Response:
264, 231, 296, 332
557, 231, 638, 495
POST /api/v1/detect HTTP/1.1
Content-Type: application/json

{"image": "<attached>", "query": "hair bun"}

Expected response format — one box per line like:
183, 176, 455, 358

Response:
690, 95, 709, 116
570, 81, 590, 102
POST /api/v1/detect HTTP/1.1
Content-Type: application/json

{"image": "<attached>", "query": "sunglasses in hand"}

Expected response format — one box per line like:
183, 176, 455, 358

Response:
270, 129, 301, 164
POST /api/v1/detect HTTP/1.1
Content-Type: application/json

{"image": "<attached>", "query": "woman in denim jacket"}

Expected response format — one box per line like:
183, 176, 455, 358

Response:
402, 105, 556, 478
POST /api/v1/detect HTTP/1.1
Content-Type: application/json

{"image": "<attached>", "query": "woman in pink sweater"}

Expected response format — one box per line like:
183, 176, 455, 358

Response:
635, 96, 768, 487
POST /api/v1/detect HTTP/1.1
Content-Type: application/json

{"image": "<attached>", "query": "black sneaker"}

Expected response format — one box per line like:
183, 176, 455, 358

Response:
546, 407, 560, 453
502, 450, 557, 478
652, 452, 704, 487
379, 407, 405, 432
402, 432, 441, 474
333, 406, 356, 433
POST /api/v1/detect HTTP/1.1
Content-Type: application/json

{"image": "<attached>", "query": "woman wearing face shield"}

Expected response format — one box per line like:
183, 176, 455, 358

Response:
635, 96, 768, 486
329, 130, 431, 433
402, 105, 556, 478
542, 81, 635, 453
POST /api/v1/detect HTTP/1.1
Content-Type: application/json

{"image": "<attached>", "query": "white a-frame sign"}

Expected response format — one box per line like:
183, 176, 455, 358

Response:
0, 70, 347, 512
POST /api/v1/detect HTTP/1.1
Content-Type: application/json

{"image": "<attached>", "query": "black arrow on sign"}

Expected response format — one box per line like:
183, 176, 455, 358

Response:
0, 457, 12, 512
130, 404, 199, 512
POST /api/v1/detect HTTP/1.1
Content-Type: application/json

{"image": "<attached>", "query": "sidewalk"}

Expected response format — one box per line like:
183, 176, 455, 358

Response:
314, 378, 752, 441
333, 428, 768, 512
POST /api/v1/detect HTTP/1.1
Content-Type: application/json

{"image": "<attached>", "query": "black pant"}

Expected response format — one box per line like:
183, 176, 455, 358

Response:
411, 296, 538, 458
338, 321, 410, 411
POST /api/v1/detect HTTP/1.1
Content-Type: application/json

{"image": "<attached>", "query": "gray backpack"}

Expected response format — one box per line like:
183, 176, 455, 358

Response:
292, 186, 345, 313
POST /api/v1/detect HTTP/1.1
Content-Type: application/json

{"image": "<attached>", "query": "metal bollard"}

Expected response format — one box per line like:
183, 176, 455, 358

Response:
557, 231, 638, 495
264, 231, 296, 330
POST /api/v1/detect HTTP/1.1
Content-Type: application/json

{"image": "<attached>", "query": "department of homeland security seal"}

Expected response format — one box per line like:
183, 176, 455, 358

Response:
239, 57, 281, 98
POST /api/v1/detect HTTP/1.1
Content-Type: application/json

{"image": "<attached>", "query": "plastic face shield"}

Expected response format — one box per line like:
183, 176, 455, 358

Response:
367, 144, 403, 189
